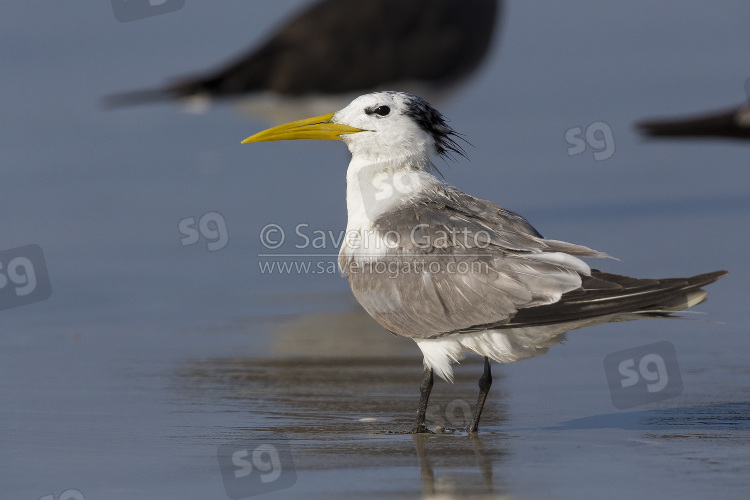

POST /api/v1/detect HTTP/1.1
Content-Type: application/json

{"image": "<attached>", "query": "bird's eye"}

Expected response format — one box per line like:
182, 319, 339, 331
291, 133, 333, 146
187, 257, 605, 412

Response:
375, 105, 390, 116
366, 105, 391, 117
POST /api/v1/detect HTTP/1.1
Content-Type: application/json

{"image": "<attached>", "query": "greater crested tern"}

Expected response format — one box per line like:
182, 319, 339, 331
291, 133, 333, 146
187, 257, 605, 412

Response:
103, 0, 499, 121
243, 91, 727, 433
637, 103, 750, 140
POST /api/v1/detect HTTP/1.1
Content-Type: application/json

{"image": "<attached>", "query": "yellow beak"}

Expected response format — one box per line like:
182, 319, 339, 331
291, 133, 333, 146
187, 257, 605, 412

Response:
241, 112, 366, 143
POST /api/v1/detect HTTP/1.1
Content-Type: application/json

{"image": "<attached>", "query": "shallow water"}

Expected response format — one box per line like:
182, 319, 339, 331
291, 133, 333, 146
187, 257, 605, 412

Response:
3, 1, 750, 499
5, 309, 749, 499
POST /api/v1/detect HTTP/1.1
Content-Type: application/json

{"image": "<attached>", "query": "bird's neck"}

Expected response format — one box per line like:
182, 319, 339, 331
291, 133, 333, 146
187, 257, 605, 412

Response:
344, 153, 439, 234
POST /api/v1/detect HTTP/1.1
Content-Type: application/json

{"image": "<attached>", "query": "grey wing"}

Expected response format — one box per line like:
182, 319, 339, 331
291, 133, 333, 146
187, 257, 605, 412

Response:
443, 186, 605, 257
342, 189, 607, 339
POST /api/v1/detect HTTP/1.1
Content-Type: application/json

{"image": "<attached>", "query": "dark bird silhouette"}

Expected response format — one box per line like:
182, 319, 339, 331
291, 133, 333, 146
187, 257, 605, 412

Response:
637, 103, 750, 141
104, 0, 500, 120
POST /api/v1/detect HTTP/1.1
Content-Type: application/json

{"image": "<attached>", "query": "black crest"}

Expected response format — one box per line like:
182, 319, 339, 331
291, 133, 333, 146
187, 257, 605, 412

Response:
401, 94, 468, 159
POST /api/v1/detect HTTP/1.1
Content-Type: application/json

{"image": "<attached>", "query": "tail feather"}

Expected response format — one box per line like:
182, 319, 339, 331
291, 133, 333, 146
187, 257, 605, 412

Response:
496, 270, 727, 328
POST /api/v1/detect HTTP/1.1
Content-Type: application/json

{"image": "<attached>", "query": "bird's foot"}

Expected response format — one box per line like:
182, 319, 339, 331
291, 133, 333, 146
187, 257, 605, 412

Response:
410, 424, 435, 434
433, 426, 464, 435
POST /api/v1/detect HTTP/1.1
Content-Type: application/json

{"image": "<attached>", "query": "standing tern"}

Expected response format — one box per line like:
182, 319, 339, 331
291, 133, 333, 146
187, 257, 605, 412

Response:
104, 0, 499, 122
242, 91, 727, 433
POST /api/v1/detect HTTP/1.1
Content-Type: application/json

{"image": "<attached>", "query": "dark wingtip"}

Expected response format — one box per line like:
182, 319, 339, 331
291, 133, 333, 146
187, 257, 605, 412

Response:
635, 118, 682, 137
687, 270, 729, 288
635, 116, 712, 138
635, 107, 745, 139
100, 88, 175, 110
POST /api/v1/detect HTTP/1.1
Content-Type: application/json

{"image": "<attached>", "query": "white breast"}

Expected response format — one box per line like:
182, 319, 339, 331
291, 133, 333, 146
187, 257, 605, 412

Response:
339, 155, 440, 262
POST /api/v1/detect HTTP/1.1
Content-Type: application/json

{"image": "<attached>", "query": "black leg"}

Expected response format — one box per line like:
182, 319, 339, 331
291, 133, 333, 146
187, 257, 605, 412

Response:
412, 365, 434, 434
467, 357, 492, 433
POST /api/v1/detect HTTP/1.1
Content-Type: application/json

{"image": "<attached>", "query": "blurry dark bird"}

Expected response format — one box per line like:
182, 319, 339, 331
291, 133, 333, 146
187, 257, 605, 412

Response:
637, 103, 750, 141
103, 0, 500, 121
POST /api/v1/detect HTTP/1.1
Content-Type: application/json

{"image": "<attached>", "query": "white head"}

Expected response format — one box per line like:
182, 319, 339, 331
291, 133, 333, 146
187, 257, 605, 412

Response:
242, 92, 467, 233
242, 91, 465, 165
333, 92, 465, 163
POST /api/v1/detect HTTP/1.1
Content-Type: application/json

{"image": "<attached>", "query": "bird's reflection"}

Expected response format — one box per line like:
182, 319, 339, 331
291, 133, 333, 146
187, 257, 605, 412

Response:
414, 433, 500, 498
175, 307, 509, 496
104, 0, 501, 122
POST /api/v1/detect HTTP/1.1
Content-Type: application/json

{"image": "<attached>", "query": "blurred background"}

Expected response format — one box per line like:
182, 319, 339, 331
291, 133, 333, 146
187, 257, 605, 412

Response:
2, 1, 749, 499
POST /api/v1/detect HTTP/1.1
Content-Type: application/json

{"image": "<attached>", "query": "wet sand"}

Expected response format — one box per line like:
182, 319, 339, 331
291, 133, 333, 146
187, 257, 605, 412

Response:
6, 305, 747, 499
173, 310, 750, 499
